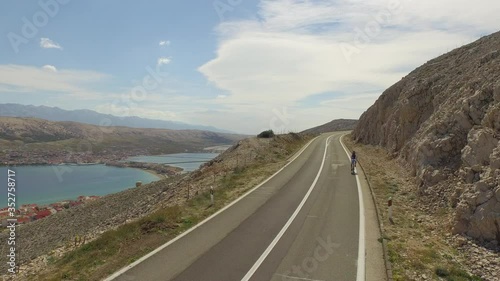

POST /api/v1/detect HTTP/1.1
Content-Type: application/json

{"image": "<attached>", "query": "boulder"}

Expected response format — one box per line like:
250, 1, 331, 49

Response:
489, 144, 500, 170
466, 198, 500, 241
461, 127, 498, 168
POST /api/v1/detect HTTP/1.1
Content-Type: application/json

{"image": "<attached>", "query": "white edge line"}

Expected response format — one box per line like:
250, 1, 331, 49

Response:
240, 135, 334, 281
340, 134, 366, 281
104, 135, 320, 281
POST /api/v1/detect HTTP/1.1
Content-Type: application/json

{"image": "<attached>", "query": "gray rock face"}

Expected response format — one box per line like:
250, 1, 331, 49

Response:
462, 128, 498, 169
352, 31, 500, 243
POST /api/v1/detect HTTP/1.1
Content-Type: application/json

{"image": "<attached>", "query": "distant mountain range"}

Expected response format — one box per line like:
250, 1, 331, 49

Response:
301, 119, 358, 135
0, 103, 232, 133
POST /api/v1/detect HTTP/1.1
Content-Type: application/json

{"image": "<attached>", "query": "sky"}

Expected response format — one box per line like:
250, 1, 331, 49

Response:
0, 0, 499, 134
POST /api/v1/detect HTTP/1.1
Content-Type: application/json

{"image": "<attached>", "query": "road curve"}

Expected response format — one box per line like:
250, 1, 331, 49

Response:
107, 132, 363, 281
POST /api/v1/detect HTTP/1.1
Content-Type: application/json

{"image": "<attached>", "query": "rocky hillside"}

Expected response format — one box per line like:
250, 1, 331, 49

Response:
352, 31, 500, 243
301, 119, 357, 135
0, 177, 178, 266
0, 117, 244, 162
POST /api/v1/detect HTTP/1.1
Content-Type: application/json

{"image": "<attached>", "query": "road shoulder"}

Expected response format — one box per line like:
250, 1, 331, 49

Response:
341, 135, 388, 281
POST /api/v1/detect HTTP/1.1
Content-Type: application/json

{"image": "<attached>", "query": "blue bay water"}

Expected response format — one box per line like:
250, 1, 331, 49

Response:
126, 153, 219, 172
0, 165, 159, 208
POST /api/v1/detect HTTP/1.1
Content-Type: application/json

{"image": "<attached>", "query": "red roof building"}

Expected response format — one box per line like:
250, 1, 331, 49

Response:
0, 210, 10, 219
17, 217, 31, 224
20, 204, 38, 209
34, 210, 52, 220
70, 201, 83, 207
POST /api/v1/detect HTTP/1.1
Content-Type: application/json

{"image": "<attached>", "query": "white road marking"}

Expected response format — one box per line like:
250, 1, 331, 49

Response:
331, 163, 342, 176
339, 134, 366, 281
241, 135, 334, 281
104, 136, 320, 281
275, 274, 325, 281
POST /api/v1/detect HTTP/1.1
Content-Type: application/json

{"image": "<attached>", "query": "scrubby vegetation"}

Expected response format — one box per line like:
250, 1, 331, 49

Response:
257, 129, 275, 138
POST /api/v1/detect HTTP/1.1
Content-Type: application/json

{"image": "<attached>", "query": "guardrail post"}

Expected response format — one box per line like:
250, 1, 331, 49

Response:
388, 197, 394, 224
210, 186, 214, 206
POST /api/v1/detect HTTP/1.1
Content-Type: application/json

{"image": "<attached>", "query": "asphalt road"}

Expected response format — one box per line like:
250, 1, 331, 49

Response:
107, 132, 362, 281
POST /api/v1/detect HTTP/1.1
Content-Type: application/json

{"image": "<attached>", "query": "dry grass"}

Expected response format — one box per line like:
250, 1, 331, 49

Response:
344, 135, 482, 281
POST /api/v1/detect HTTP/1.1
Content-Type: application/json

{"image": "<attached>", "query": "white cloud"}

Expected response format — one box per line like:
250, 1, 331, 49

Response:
159, 40, 171, 47
196, 0, 500, 133
42, 65, 57, 72
40, 38, 63, 49
6, 1, 499, 135
157, 57, 171, 66
95, 103, 178, 121
0, 64, 108, 94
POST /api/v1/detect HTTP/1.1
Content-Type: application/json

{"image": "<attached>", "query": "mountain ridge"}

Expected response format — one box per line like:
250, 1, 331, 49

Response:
0, 103, 233, 133
0, 117, 245, 165
301, 119, 357, 135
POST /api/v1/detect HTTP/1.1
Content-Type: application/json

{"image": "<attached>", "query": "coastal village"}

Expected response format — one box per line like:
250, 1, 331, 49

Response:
0, 149, 136, 166
0, 195, 100, 226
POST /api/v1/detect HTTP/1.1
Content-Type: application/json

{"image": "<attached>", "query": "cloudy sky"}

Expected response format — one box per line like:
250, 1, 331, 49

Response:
0, 0, 498, 134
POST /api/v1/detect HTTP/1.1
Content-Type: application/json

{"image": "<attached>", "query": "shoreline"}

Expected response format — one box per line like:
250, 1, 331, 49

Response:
104, 161, 184, 178
0, 157, 208, 208
0, 165, 161, 209
1, 163, 181, 178
133, 167, 167, 180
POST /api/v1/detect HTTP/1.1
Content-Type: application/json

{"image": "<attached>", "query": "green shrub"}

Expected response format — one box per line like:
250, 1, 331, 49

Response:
435, 267, 450, 277
257, 130, 275, 138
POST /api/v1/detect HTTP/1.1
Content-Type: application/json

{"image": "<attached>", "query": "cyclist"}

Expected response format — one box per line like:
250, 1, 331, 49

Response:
351, 151, 357, 173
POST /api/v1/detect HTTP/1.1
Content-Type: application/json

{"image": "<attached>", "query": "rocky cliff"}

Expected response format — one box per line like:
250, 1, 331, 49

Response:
352, 31, 500, 243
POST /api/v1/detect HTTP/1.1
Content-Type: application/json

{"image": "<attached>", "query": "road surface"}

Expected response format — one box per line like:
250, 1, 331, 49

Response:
107, 132, 363, 281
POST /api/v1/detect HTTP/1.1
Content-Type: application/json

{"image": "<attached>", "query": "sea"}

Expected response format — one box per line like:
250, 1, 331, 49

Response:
0, 165, 159, 208
0, 153, 220, 208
